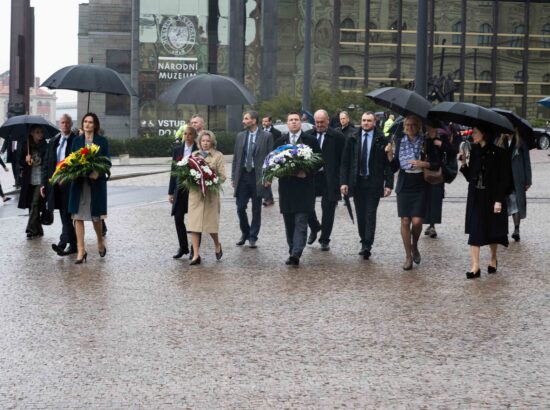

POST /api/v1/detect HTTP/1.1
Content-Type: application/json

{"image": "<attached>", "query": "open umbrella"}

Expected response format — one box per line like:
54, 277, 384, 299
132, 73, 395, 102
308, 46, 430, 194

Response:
41, 64, 137, 111
159, 73, 255, 106
428, 102, 514, 133
490, 108, 535, 149
0, 115, 59, 141
537, 97, 550, 109
366, 87, 432, 120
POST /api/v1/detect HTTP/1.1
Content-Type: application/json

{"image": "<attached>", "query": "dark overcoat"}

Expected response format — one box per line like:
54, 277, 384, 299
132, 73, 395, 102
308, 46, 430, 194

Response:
461, 143, 511, 239
340, 127, 393, 197
305, 127, 345, 202
17, 138, 47, 209
42, 132, 76, 211
274, 133, 321, 214
168, 142, 198, 216
67, 134, 111, 217
507, 139, 532, 219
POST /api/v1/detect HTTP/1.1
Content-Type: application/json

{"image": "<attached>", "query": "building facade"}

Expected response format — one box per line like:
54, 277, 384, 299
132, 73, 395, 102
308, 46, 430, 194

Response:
77, 0, 550, 138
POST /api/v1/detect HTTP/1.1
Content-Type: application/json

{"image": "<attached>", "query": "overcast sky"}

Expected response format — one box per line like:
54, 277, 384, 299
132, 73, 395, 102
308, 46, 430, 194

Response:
0, 0, 89, 103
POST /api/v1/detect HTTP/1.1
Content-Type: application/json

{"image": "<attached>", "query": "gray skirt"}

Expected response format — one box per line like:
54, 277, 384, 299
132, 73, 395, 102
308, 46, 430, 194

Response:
72, 180, 107, 222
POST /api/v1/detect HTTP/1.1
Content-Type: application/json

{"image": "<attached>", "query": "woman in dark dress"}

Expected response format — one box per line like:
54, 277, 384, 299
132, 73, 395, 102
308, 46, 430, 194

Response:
17, 125, 47, 238
495, 130, 531, 242
423, 122, 457, 238
387, 115, 441, 270
68, 113, 111, 264
460, 125, 511, 279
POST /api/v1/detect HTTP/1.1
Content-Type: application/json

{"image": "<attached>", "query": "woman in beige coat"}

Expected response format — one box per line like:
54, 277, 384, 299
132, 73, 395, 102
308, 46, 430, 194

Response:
188, 130, 226, 265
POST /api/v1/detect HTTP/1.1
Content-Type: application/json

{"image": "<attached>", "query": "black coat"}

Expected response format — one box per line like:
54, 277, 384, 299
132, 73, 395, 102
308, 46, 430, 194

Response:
17, 138, 48, 209
168, 142, 198, 216
274, 132, 321, 214
338, 124, 357, 139
1, 138, 19, 164
42, 132, 76, 211
461, 143, 511, 239
305, 127, 345, 202
340, 128, 393, 197
264, 126, 282, 141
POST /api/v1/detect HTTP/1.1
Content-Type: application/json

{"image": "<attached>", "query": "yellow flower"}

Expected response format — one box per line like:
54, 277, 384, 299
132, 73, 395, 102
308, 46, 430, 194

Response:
90, 144, 100, 154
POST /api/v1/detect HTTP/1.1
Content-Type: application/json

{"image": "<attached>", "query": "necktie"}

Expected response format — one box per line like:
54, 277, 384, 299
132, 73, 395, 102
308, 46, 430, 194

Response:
317, 132, 324, 149
361, 132, 369, 176
290, 134, 297, 145
57, 137, 67, 162
245, 132, 255, 172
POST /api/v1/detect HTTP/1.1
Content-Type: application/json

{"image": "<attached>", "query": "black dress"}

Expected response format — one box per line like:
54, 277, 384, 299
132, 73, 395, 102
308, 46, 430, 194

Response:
461, 143, 511, 247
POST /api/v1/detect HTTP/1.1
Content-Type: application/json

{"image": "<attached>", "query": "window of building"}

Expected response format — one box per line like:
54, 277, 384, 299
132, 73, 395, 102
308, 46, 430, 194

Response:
479, 70, 492, 93
478, 23, 492, 46
510, 24, 525, 48
514, 70, 524, 94
106, 94, 130, 116
369, 21, 379, 42
542, 23, 550, 48
341, 18, 357, 42
339, 65, 357, 89
542, 73, 550, 95
106, 50, 131, 74
452, 21, 462, 45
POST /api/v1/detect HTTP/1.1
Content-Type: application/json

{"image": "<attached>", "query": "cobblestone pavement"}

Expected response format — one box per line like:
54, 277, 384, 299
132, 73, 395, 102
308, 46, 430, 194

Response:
0, 152, 549, 408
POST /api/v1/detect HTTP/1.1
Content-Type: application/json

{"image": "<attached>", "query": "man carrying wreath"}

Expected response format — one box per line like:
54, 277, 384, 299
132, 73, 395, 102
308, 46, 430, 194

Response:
269, 112, 321, 266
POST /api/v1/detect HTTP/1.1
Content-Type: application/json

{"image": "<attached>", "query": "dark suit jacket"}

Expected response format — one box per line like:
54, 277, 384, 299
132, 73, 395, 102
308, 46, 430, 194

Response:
274, 132, 321, 214
67, 134, 111, 217
168, 142, 198, 216
340, 128, 393, 197
231, 128, 274, 197
42, 132, 76, 211
305, 126, 345, 202
338, 124, 357, 139
264, 126, 282, 141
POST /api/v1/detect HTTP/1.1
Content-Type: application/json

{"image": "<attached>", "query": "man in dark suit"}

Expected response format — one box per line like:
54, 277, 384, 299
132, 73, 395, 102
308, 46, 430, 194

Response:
338, 110, 357, 139
340, 111, 393, 259
270, 112, 321, 266
305, 109, 345, 251
232, 111, 274, 248
168, 126, 198, 259
260, 115, 280, 207
40, 114, 77, 256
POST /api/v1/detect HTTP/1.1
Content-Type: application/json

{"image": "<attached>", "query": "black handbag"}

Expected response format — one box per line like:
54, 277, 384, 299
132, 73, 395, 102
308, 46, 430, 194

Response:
40, 209, 54, 225
442, 151, 458, 184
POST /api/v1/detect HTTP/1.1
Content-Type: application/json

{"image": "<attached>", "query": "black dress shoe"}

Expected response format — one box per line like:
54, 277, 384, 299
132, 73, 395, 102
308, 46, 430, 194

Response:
189, 256, 201, 265
173, 248, 189, 259
511, 231, 520, 242
285, 256, 300, 266
189, 248, 194, 260
263, 198, 274, 206
248, 239, 257, 248
52, 244, 65, 256
488, 261, 498, 274
64, 246, 78, 256
466, 269, 481, 279
358, 247, 368, 255
99, 246, 107, 258
236, 236, 247, 246
363, 250, 371, 260
412, 250, 421, 264
320, 242, 330, 251
307, 228, 320, 245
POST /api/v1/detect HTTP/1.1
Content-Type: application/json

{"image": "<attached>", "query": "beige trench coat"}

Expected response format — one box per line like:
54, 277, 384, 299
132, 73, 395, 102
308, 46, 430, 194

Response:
187, 150, 226, 233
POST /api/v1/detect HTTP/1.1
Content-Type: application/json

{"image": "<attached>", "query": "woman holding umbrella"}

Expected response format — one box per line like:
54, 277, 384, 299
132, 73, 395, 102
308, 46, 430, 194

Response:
495, 129, 532, 242
18, 125, 47, 238
387, 115, 441, 270
68, 113, 111, 264
459, 125, 511, 279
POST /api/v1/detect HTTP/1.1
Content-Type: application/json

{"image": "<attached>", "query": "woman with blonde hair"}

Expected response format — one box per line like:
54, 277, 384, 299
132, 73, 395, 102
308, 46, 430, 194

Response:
187, 130, 226, 265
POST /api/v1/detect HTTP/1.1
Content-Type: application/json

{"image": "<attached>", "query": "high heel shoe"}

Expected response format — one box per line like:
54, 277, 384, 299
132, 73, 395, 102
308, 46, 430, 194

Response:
99, 246, 107, 257
466, 269, 481, 279
75, 252, 88, 264
403, 259, 413, 271
189, 256, 201, 265
215, 244, 223, 260
488, 260, 498, 274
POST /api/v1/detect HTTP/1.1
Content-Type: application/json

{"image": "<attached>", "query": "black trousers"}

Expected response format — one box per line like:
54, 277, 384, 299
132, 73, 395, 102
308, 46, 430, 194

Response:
55, 185, 76, 248
174, 190, 190, 252
26, 185, 43, 236
307, 196, 338, 244
283, 212, 308, 258
236, 170, 262, 241
353, 177, 381, 251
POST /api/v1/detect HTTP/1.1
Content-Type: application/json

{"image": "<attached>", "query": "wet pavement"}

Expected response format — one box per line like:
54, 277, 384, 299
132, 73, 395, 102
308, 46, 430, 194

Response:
0, 151, 549, 408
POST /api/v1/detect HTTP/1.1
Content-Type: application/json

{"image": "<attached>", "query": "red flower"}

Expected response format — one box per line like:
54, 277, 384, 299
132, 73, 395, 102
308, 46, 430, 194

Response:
80, 147, 90, 155
175, 155, 183, 162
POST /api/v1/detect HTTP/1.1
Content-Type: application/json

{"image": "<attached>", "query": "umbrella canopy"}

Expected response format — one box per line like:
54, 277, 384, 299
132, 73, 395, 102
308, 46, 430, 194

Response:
537, 97, 550, 109
0, 115, 59, 142
366, 87, 432, 119
41, 64, 137, 111
343, 195, 355, 224
159, 73, 255, 105
428, 102, 514, 133
490, 107, 535, 149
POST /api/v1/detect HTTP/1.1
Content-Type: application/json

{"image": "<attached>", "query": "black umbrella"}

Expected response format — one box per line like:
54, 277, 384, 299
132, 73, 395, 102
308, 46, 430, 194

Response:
41, 64, 137, 111
490, 107, 535, 149
0, 115, 59, 142
428, 102, 514, 133
343, 195, 355, 224
366, 87, 432, 119
159, 73, 256, 105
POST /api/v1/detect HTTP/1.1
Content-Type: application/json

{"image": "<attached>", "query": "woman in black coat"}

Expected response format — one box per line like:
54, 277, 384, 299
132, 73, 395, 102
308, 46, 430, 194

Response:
17, 125, 47, 238
460, 125, 512, 279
